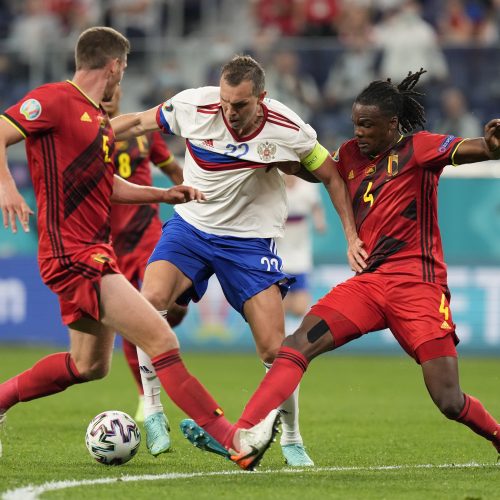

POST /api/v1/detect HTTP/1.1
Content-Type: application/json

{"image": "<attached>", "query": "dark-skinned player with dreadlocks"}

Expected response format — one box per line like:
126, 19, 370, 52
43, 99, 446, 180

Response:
179, 69, 500, 464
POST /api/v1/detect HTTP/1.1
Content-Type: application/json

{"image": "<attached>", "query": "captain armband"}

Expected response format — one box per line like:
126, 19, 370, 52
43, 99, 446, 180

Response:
301, 142, 329, 172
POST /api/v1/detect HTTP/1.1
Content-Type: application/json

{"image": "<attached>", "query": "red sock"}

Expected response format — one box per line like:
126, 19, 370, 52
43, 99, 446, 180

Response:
151, 349, 234, 443
456, 394, 500, 449
122, 339, 143, 395
0, 352, 84, 410
236, 346, 308, 430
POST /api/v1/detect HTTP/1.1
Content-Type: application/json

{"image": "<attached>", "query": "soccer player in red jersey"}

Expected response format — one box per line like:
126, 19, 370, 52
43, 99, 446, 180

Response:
0, 27, 279, 469
181, 69, 500, 463
103, 86, 187, 456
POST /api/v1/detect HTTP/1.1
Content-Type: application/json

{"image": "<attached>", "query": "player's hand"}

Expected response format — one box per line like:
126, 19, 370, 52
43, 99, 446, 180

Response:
162, 185, 206, 204
484, 119, 500, 158
347, 236, 368, 273
0, 180, 34, 233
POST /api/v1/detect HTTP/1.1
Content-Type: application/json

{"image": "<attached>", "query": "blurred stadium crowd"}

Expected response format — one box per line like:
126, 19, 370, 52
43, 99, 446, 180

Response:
0, 0, 499, 155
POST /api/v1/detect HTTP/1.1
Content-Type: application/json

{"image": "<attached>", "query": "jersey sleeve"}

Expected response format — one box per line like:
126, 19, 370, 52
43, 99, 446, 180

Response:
413, 131, 463, 170
1, 85, 61, 137
295, 122, 319, 160
155, 88, 200, 137
149, 131, 174, 167
331, 142, 348, 181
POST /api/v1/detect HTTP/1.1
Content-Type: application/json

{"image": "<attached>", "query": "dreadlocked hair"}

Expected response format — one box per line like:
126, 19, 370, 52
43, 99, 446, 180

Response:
355, 69, 427, 134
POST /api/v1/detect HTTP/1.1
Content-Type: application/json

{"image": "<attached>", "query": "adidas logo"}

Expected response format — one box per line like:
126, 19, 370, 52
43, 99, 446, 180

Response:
440, 320, 451, 330
348, 170, 354, 180
80, 112, 91, 122
202, 139, 214, 148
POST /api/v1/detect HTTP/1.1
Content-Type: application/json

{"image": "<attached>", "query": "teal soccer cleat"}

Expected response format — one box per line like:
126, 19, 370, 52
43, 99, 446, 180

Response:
282, 443, 315, 467
180, 419, 231, 459
181, 409, 281, 471
144, 412, 171, 456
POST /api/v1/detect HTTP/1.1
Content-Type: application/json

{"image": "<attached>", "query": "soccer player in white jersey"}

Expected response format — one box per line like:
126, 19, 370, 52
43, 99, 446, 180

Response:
112, 55, 366, 467
277, 175, 326, 332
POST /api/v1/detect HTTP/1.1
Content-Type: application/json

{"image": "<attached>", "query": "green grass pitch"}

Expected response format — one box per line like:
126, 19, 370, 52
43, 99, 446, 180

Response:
0, 346, 499, 499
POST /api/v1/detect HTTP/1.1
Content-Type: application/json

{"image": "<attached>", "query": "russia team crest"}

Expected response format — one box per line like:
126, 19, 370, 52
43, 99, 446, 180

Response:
257, 141, 277, 162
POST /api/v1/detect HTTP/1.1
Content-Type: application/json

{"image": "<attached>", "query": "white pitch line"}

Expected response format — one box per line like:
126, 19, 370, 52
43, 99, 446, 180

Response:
2, 462, 497, 500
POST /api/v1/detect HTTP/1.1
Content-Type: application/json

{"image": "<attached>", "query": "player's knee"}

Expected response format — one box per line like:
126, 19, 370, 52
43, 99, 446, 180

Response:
258, 343, 281, 364
167, 304, 188, 328
78, 361, 110, 381
141, 286, 169, 311
283, 320, 333, 360
435, 393, 464, 419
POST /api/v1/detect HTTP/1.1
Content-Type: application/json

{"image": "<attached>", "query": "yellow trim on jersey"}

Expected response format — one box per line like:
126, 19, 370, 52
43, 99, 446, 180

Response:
156, 155, 175, 168
66, 80, 100, 109
301, 142, 329, 172
0, 115, 27, 138
450, 138, 468, 166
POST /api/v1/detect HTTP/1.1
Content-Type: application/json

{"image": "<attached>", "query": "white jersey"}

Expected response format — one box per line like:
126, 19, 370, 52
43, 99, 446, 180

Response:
156, 86, 318, 238
277, 179, 321, 274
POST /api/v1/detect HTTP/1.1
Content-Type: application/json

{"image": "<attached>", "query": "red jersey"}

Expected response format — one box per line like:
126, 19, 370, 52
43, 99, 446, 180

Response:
110, 131, 173, 256
335, 132, 463, 284
2, 81, 115, 261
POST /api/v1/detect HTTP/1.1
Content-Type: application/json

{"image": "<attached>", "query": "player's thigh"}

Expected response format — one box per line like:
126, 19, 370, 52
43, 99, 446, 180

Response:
245, 284, 285, 361
386, 281, 457, 359
68, 318, 115, 379
141, 260, 193, 310
309, 275, 387, 348
99, 273, 179, 356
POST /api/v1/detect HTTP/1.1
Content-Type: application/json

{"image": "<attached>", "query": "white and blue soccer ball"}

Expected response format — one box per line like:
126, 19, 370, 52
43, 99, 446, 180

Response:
85, 410, 141, 465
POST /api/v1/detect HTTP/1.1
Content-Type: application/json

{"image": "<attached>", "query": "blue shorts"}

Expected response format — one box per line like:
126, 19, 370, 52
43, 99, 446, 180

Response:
288, 273, 308, 292
148, 213, 294, 318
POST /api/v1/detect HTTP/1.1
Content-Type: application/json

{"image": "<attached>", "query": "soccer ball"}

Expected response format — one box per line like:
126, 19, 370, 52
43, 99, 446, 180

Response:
85, 410, 141, 465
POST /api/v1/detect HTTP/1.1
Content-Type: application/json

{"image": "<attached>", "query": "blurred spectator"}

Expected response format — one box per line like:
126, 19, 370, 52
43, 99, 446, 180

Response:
435, 87, 482, 137
264, 48, 321, 123
329, 3, 377, 97
7, 0, 62, 84
105, 0, 162, 39
321, 5, 377, 142
141, 56, 187, 108
373, 0, 449, 84
296, 0, 340, 36
252, 0, 301, 36
437, 0, 476, 45
47, 0, 101, 36
0, 0, 14, 39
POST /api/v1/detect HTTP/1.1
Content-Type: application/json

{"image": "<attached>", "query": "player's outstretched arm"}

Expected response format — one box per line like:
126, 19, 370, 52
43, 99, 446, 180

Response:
0, 118, 34, 233
310, 153, 367, 272
111, 106, 160, 141
111, 174, 205, 205
452, 118, 500, 164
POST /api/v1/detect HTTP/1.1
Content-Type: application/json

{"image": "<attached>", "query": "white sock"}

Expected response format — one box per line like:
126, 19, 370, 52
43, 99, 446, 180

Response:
263, 361, 303, 446
137, 347, 165, 420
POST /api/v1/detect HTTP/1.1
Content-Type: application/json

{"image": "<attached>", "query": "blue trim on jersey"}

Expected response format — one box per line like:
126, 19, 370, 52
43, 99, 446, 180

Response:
148, 213, 295, 319
189, 142, 236, 164
158, 108, 174, 135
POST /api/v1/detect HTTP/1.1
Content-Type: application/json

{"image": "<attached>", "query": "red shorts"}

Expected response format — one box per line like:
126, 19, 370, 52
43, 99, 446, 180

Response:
115, 223, 160, 289
39, 244, 121, 325
309, 273, 459, 364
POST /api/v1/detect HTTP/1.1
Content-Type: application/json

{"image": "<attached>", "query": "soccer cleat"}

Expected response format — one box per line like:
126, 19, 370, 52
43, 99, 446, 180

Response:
281, 443, 314, 467
144, 412, 171, 456
134, 396, 145, 423
180, 419, 231, 459
230, 409, 281, 471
